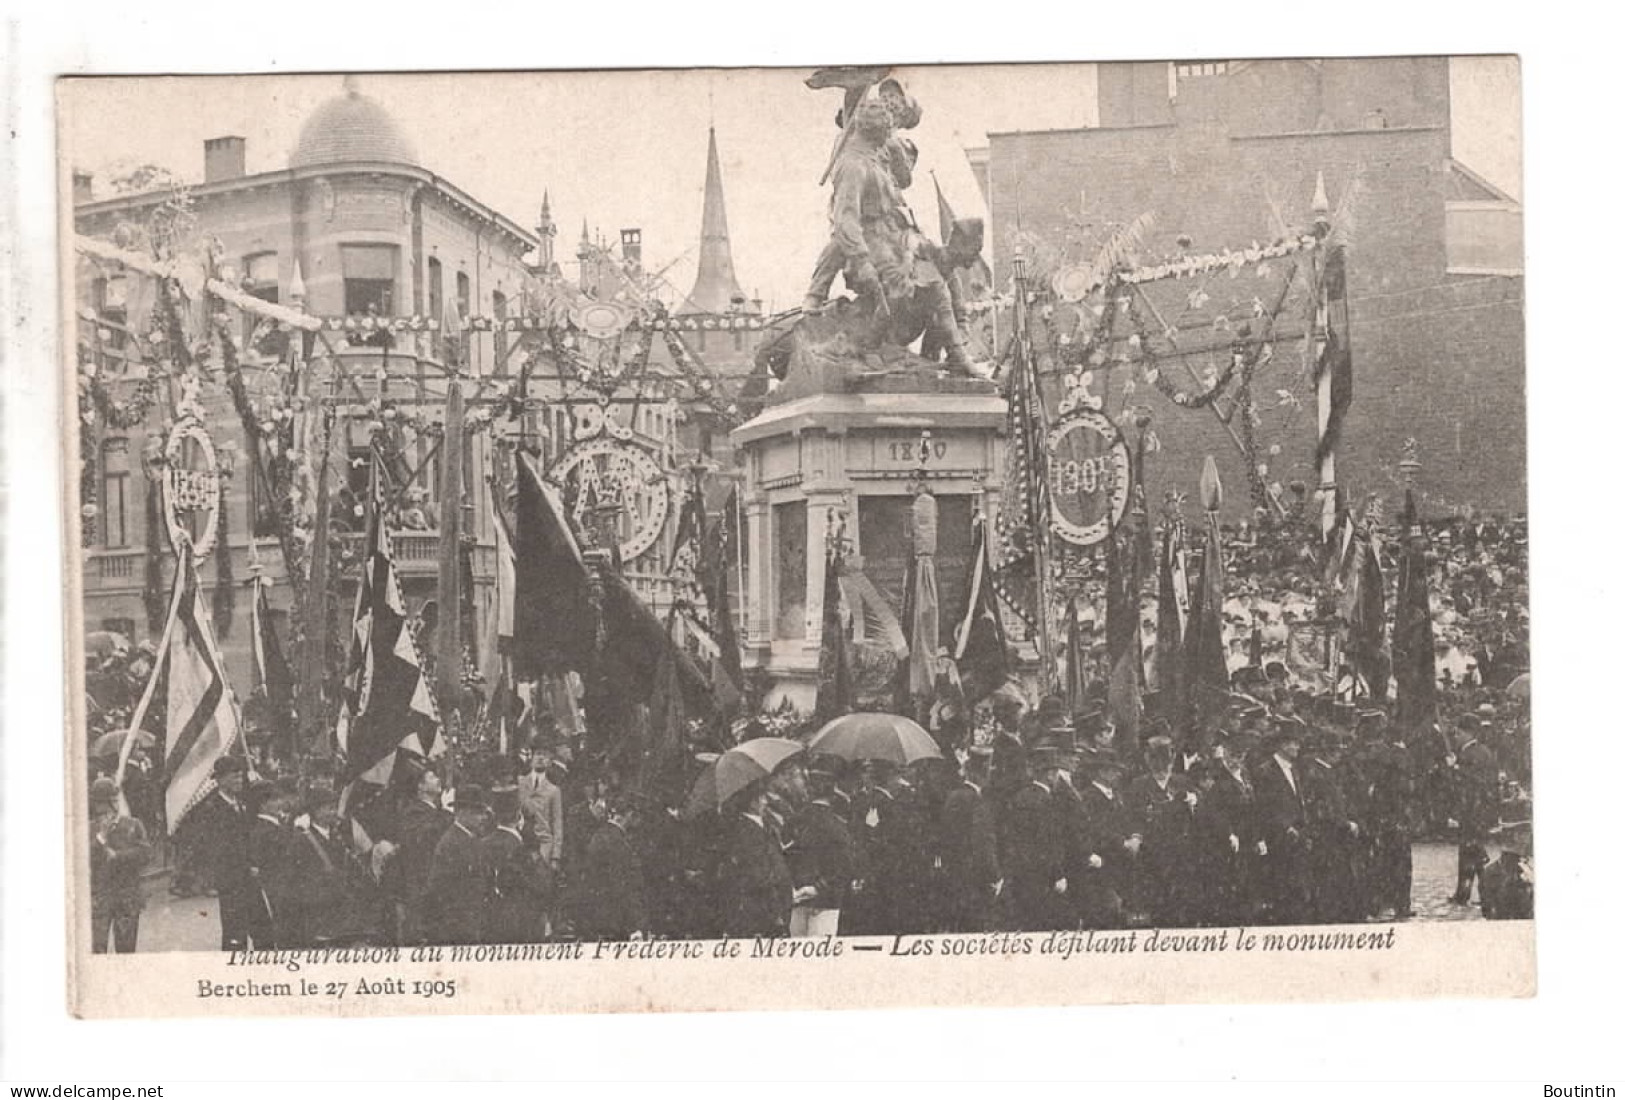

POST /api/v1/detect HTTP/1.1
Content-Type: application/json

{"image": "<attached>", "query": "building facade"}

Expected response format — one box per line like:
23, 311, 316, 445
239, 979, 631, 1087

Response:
73, 78, 704, 729
967, 57, 1524, 520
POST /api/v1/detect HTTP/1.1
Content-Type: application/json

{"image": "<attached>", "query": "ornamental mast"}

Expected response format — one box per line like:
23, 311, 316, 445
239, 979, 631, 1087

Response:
1013, 246, 1057, 693
1312, 170, 1338, 540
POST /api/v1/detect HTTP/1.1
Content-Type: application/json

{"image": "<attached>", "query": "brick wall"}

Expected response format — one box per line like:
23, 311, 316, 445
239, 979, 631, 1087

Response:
985, 76, 1524, 522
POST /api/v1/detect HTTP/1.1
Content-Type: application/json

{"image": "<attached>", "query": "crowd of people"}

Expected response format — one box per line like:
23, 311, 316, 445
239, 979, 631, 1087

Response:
86, 677, 1533, 953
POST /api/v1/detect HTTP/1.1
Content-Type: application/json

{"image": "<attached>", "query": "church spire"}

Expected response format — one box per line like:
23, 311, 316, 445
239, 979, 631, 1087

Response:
682, 127, 749, 316
535, 189, 557, 272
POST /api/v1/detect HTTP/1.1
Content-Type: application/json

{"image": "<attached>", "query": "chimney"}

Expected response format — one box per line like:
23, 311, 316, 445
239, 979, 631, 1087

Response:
72, 170, 94, 205
620, 228, 643, 268
204, 136, 247, 183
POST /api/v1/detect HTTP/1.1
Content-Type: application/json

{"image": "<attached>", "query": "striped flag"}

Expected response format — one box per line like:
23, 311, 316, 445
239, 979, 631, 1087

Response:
951, 514, 1010, 704
994, 306, 1050, 631
118, 544, 245, 834
1314, 245, 1354, 471
336, 458, 444, 822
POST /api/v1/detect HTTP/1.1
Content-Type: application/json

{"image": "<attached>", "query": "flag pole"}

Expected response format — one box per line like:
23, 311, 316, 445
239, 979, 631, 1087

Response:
1311, 172, 1339, 542
1013, 249, 1057, 693
114, 545, 191, 812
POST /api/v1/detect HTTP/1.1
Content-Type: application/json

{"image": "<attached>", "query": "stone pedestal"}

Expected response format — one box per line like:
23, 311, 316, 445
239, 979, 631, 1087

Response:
731, 383, 1006, 712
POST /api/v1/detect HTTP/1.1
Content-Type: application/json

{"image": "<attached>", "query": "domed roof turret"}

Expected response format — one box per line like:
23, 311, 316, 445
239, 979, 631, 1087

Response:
290, 76, 418, 169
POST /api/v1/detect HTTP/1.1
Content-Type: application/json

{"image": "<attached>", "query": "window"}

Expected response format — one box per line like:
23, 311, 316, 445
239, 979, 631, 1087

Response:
94, 275, 128, 353
341, 244, 396, 316
492, 289, 509, 371
101, 438, 132, 549
427, 256, 444, 323
455, 270, 471, 323
1175, 61, 1228, 78
243, 252, 279, 304
241, 252, 287, 357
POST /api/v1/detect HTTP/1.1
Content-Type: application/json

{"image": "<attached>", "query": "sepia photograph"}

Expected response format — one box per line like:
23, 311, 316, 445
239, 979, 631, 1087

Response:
57, 57, 1532, 1017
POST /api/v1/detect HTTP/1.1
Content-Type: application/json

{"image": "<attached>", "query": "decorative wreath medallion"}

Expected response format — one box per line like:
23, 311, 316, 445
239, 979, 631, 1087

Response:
1046, 409, 1131, 547
547, 437, 671, 562
570, 300, 633, 340
161, 417, 222, 559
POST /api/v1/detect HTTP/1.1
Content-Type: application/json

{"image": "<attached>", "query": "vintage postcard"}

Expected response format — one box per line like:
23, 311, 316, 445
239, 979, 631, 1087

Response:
60, 59, 1531, 1018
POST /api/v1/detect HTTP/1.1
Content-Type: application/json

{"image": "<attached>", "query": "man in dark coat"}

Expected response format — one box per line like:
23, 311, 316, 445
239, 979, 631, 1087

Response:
1360, 715, 1416, 919
290, 790, 373, 948
1003, 743, 1070, 931
1480, 822, 1534, 920
716, 781, 793, 938
483, 785, 551, 944
196, 756, 270, 951
787, 757, 859, 936
248, 778, 307, 948
1450, 716, 1500, 905
575, 793, 646, 941
89, 777, 152, 954
1302, 727, 1365, 923
383, 767, 453, 946
867, 764, 934, 935
1070, 746, 1137, 929
1195, 731, 1265, 926
423, 785, 492, 946
939, 748, 1001, 932
1123, 736, 1198, 926
1254, 723, 1312, 924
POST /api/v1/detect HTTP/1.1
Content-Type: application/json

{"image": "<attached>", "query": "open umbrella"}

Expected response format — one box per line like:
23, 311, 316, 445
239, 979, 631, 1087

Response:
90, 727, 155, 758
1506, 672, 1530, 701
682, 736, 804, 818
806, 711, 941, 765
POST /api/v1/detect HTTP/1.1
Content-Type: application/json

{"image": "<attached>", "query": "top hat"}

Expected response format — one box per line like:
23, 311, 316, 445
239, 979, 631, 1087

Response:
1077, 743, 1125, 773
453, 784, 490, 813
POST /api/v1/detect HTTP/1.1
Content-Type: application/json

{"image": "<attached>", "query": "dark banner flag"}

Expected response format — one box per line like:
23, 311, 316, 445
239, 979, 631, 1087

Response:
435, 381, 466, 705
1342, 511, 1391, 702
511, 451, 595, 682
706, 497, 745, 695
1104, 517, 1143, 742
1393, 487, 1438, 743
814, 550, 854, 726
600, 573, 714, 715
631, 619, 691, 809
952, 514, 1009, 704
1156, 514, 1189, 728
249, 572, 294, 732
1064, 595, 1088, 718
1186, 459, 1228, 727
